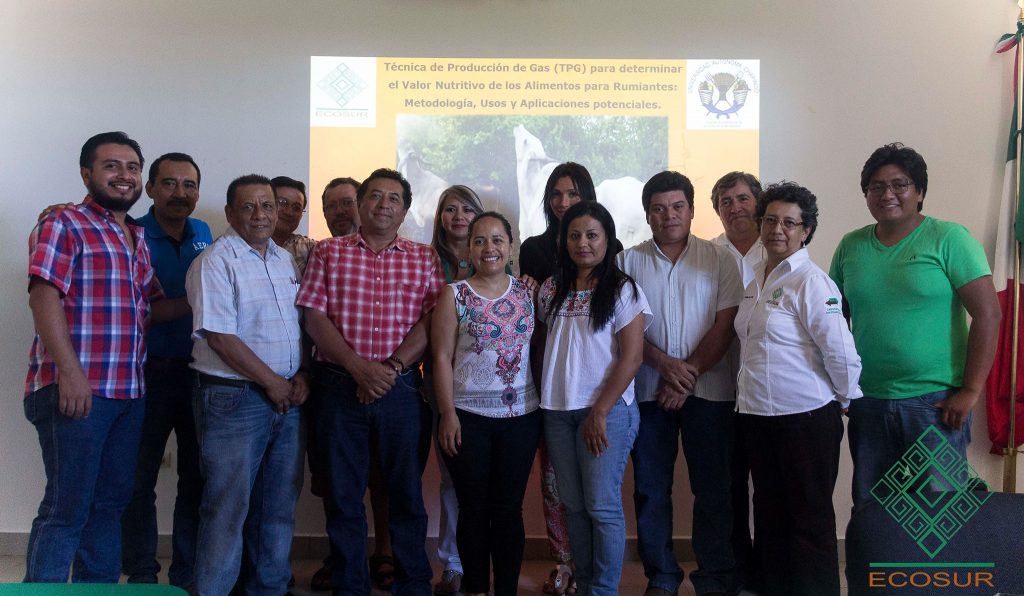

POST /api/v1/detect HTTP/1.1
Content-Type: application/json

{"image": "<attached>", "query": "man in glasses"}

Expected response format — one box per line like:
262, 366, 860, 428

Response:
322, 177, 361, 238
829, 143, 1000, 510
271, 175, 317, 274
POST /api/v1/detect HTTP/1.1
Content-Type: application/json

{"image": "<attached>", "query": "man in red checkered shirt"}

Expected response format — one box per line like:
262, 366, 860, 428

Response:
24, 132, 166, 583
297, 168, 444, 595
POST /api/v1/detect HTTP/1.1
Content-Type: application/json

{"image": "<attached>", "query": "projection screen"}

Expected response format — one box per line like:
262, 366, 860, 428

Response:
309, 56, 759, 247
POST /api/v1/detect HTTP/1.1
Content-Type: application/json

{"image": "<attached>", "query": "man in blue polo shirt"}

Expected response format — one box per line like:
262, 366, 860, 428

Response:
121, 152, 212, 586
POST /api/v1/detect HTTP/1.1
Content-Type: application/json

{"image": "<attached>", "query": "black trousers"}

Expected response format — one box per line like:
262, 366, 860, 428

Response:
739, 401, 843, 596
442, 408, 542, 595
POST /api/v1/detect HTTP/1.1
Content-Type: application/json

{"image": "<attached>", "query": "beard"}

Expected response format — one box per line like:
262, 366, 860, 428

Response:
88, 179, 142, 212
329, 217, 357, 237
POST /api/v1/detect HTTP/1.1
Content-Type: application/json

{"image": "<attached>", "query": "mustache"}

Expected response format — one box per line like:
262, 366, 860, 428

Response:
167, 199, 191, 207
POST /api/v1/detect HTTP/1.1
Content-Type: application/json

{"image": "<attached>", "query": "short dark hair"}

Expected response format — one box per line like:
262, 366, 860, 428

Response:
322, 177, 361, 200
226, 174, 273, 207
542, 162, 598, 230
271, 176, 307, 207
80, 131, 144, 170
642, 170, 694, 212
860, 142, 928, 208
755, 181, 819, 246
357, 168, 412, 210
711, 171, 762, 212
148, 152, 201, 187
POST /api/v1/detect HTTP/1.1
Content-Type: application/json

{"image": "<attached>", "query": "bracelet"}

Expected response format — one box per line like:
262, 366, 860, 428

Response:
388, 354, 406, 370
384, 357, 402, 373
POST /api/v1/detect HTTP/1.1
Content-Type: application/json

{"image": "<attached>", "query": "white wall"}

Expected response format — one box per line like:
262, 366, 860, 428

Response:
2, 0, 1021, 543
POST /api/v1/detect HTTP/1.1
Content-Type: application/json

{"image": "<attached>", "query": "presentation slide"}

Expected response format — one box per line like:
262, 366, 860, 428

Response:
309, 56, 759, 246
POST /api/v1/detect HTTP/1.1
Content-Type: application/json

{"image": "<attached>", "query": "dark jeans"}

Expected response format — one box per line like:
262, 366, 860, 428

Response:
730, 428, 754, 590
740, 401, 843, 596
631, 398, 737, 595
442, 408, 541, 595
314, 363, 432, 596
121, 357, 202, 586
23, 385, 145, 583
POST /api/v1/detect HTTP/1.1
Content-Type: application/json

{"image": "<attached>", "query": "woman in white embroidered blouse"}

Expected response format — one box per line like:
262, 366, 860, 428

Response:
734, 182, 862, 596
535, 201, 651, 596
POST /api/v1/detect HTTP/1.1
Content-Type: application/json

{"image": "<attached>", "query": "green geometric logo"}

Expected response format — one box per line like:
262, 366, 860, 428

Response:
872, 426, 990, 558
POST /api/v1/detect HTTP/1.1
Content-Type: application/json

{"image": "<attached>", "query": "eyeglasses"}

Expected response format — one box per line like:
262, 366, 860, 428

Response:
759, 215, 804, 231
276, 198, 306, 213
323, 199, 356, 211
866, 180, 914, 198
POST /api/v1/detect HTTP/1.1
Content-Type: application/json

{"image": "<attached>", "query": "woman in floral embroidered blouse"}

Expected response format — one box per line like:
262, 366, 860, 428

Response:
431, 211, 542, 596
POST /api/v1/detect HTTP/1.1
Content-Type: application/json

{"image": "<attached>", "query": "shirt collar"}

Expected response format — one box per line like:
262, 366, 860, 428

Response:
141, 206, 196, 240
222, 227, 285, 260
350, 230, 411, 253
651, 236, 692, 262
757, 247, 810, 285
83, 195, 143, 230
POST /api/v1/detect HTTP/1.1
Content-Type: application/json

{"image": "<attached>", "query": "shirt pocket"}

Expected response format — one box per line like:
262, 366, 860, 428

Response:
394, 281, 426, 327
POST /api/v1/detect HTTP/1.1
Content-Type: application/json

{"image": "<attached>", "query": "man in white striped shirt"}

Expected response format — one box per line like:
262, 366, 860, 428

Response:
186, 174, 308, 596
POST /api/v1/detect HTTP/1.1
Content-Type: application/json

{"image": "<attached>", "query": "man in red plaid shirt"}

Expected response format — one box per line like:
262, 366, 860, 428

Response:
24, 132, 166, 583
298, 168, 444, 595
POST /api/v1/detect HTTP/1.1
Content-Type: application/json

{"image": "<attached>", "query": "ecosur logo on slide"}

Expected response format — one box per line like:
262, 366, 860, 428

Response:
867, 426, 995, 590
310, 56, 377, 128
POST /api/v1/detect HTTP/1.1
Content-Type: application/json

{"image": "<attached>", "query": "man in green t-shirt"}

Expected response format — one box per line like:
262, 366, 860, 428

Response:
829, 143, 1000, 510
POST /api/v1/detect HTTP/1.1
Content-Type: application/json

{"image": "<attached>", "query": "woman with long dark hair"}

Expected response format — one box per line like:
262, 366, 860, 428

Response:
518, 163, 622, 595
535, 201, 650, 595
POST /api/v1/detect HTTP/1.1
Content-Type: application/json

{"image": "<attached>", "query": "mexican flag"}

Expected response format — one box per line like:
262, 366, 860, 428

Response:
986, 23, 1024, 455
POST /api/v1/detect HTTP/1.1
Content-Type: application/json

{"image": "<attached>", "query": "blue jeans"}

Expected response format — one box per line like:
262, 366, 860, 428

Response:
848, 389, 972, 511
23, 385, 145, 583
314, 364, 432, 596
192, 378, 303, 596
121, 357, 202, 586
632, 398, 737, 595
544, 399, 639, 596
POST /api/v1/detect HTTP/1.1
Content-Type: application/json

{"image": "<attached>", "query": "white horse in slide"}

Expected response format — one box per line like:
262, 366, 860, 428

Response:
397, 141, 449, 245
513, 124, 558, 241
597, 176, 650, 247
513, 124, 649, 247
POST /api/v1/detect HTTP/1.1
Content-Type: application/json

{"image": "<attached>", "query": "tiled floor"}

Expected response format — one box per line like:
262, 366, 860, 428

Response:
0, 557, 846, 595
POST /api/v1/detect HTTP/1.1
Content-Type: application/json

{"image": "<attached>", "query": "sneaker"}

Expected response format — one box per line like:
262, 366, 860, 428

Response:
434, 569, 463, 595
